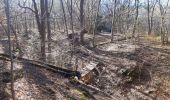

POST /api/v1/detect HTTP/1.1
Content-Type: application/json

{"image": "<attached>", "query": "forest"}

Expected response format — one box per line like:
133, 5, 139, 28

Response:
0, 0, 170, 100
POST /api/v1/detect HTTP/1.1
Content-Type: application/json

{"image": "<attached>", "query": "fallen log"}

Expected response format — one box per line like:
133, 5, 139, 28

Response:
0, 53, 81, 78
97, 36, 133, 46
69, 78, 113, 99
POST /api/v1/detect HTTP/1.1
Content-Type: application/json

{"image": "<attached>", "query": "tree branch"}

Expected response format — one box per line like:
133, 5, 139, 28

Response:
18, 3, 36, 13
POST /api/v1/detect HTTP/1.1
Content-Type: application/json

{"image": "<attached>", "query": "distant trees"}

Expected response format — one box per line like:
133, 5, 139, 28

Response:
158, 0, 169, 45
147, 0, 157, 35
19, 0, 54, 60
7, 0, 170, 63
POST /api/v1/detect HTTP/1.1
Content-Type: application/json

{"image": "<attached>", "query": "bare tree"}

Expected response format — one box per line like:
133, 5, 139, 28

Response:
127, 0, 131, 31
111, 0, 117, 42
158, 0, 169, 45
40, 0, 46, 60
66, 0, 74, 34
60, 0, 68, 35
147, 0, 151, 35
150, 0, 157, 35
80, 0, 85, 44
4, 0, 15, 99
147, 0, 157, 35
19, 0, 47, 60
132, 0, 139, 37
93, 0, 101, 47
45, 0, 52, 52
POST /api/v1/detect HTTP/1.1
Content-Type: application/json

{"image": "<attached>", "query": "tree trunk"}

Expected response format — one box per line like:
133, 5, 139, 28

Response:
158, 0, 169, 45
70, 0, 74, 34
80, 0, 85, 44
150, 1, 157, 34
40, 0, 46, 61
132, 0, 139, 37
111, 0, 117, 42
24, 9, 28, 33
4, 0, 15, 99
45, 0, 52, 53
147, 0, 151, 35
92, 0, 101, 47
60, 0, 68, 35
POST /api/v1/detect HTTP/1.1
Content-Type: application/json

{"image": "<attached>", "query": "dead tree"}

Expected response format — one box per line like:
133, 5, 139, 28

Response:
4, 0, 15, 99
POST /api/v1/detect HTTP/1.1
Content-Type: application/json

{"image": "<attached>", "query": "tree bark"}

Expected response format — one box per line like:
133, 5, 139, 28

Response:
147, 0, 151, 35
40, 0, 46, 61
70, 0, 74, 34
150, 1, 157, 35
24, 9, 28, 33
80, 0, 85, 44
45, 0, 52, 53
60, 0, 68, 35
132, 0, 139, 37
158, 0, 169, 45
92, 0, 101, 47
111, 0, 117, 42
4, 0, 15, 99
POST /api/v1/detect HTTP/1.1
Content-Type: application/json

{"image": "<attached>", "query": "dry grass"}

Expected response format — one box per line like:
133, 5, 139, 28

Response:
143, 34, 161, 42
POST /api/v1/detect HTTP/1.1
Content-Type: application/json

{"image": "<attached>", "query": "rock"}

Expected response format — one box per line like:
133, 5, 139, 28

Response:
144, 88, 157, 94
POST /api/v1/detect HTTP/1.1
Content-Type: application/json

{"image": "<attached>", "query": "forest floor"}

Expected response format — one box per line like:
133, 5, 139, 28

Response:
0, 31, 170, 100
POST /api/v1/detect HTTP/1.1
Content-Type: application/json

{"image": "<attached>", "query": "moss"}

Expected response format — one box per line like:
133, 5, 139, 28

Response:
81, 95, 89, 100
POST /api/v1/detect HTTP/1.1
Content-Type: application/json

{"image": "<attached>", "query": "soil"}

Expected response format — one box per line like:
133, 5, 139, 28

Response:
0, 31, 170, 100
